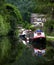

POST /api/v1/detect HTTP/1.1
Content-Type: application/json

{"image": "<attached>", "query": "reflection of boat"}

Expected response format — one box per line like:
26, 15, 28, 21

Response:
29, 29, 46, 56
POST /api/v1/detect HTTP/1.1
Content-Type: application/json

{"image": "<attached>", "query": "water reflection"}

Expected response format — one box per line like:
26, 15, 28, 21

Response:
0, 36, 18, 64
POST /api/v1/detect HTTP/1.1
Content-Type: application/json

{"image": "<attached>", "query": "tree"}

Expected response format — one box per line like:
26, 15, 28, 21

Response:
44, 20, 54, 36
50, 0, 54, 19
6, 0, 36, 22
0, 1, 23, 65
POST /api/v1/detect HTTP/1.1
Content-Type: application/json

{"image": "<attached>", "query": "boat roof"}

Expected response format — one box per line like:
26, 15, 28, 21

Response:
35, 29, 43, 32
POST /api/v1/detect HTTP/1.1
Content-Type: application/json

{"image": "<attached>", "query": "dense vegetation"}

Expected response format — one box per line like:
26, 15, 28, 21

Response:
0, 0, 54, 65
6, 0, 54, 34
0, 0, 24, 65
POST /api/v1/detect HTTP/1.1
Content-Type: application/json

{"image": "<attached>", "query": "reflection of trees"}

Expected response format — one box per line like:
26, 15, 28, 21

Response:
0, 37, 11, 64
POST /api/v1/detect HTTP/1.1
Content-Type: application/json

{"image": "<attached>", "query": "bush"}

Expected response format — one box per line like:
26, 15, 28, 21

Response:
44, 20, 54, 36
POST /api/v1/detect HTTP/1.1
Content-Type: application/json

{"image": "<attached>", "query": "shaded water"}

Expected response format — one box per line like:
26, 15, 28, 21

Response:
0, 35, 54, 65
0, 35, 19, 65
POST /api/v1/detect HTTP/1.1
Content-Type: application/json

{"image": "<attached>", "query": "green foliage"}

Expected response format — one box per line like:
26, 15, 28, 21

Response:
0, 15, 11, 36
0, 0, 54, 65
6, 0, 54, 22
0, 3, 22, 36
5, 3, 22, 21
6, 0, 36, 22
33, 0, 54, 14
0, 37, 11, 64
0, 37, 24, 65
44, 20, 54, 36
10, 45, 54, 65
46, 46, 54, 59
0, 0, 23, 65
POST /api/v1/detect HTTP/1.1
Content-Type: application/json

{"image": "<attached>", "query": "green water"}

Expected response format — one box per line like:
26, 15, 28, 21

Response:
0, 36, 54, 65
0, 36, 18, 65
